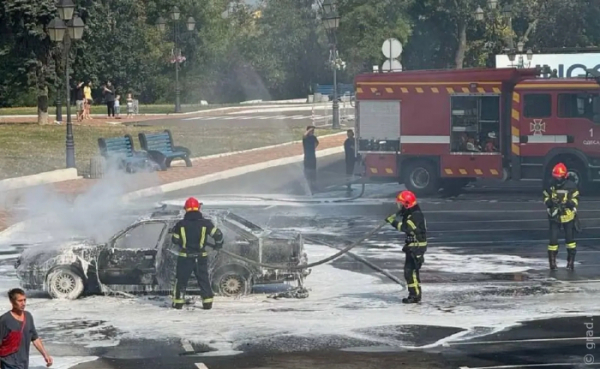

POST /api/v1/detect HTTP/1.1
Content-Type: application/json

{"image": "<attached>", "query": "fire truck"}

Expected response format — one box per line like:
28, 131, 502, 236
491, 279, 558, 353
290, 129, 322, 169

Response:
354, 67, 600, 195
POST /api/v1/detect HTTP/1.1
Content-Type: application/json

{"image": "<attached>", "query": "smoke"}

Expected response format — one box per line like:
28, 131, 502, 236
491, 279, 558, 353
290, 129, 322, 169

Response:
8, 159, 161, 245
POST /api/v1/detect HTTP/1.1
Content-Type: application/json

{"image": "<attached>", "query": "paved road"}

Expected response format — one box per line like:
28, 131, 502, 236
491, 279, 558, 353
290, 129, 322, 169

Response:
126, 104, 355, 129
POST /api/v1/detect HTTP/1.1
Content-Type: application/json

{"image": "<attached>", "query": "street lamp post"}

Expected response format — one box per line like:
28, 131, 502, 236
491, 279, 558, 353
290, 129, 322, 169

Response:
47, 0, 84, 169
475, 1, 528, 69
156, 6, 196, 114
321, 0, 341, 130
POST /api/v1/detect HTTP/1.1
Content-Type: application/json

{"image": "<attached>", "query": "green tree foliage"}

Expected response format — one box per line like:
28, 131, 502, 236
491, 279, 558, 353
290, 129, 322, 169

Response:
336, 0, 412, 74
0, 0, 59, 123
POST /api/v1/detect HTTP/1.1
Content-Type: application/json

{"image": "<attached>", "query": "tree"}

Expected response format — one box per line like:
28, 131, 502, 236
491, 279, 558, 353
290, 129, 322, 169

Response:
336, 0, 412, 74
1, 0, 59, 124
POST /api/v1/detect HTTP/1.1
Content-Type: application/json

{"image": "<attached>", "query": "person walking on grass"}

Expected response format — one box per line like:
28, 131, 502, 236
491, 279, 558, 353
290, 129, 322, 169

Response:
0, 288, 52, 369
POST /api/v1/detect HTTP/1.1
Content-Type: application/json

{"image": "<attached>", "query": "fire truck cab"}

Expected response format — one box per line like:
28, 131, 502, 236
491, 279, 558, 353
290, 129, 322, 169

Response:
354, 67, 600, 195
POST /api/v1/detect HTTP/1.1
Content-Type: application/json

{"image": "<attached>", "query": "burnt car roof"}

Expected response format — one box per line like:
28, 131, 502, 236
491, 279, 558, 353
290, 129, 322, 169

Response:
143, 205, 295, 241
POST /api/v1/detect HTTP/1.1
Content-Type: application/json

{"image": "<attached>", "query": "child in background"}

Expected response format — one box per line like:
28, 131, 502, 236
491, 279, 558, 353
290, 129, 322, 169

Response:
126, 94, 134, 118
114, 95, 121, 118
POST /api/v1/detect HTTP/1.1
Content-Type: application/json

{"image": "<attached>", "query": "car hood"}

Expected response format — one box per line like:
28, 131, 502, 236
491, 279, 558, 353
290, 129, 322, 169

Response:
15, 238, 100, 270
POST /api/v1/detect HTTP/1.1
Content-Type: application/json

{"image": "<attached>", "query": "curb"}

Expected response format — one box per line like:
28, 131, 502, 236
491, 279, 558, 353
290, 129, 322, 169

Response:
0, 169, 81, 193
122, 147, 345, 202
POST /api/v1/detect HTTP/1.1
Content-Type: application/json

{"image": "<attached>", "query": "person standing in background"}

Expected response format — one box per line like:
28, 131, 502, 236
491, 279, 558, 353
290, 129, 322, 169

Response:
83, 81, 93, 120
102, 81, 115, 118
75, 81, 85, 122
302, 126, 319, 194
344, 129, 356, 192
0, 288, 53, 369
114, 95, 121, 119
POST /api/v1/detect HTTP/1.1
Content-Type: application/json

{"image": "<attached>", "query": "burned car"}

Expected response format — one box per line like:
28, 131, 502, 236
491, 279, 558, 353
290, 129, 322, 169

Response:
14, 207, 309, 299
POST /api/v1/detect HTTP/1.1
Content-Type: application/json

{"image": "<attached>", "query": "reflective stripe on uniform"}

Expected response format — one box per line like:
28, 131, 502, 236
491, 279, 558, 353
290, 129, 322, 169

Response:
202, 252, 208, 257
406, 219, 417, 230
181, 228, 187, 249
407, 242, 427, 247
571, 191, 579, 206
548, 245, 559, 251
202, 298, 213, 303
200, 227, 206, 248
566, 242, 577, 249
172, 234, 180, 239
560, 210, 576, 223
409, 270, 420, 295
210, 227, 218, 236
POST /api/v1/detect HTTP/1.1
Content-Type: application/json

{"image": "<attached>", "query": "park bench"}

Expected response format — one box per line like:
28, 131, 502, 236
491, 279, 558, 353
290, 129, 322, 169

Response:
138, 129, 192, 170
97, 134, 158, 173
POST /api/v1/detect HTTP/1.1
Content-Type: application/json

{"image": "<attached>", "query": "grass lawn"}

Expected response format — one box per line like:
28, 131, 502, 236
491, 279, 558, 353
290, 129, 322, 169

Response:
0, 124, 339, 180
0, 104, 236, 116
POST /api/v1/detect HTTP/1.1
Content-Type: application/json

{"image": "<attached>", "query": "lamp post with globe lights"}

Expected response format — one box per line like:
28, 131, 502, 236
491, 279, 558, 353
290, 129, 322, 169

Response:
475, 1, 532, 68
320, 0, 341, 129
47, 0, 85, 169
156, 6, 196, 114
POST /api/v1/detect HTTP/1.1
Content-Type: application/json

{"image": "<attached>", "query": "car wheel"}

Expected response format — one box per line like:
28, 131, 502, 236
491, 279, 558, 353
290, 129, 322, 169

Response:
216, 272, 249, 297
47, 268, 85, 300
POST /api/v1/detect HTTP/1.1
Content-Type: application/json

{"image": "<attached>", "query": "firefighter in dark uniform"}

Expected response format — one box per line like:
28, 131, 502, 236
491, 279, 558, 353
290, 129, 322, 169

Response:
543, 163, 579, 271
171, 197, 224, 310
385, 190, 427, 303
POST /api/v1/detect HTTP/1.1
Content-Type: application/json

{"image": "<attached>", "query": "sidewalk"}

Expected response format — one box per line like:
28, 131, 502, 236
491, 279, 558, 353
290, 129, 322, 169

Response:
0, 133, 346, 231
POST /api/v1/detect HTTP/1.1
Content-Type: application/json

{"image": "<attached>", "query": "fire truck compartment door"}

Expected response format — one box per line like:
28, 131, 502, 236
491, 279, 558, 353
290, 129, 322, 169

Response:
358, 100, 401, 140
364, 154, 397, 177
441, 154, 502, 178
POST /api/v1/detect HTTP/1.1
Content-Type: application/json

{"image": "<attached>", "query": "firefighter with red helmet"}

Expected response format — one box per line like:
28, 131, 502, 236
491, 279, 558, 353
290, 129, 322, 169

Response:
543, 163, 579, 270
385, 190, 427, 303
170, 197, 224, 310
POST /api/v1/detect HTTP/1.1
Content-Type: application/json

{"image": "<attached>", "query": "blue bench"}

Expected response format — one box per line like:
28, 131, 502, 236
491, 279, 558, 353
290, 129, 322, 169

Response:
97, 134, 157, 173
138, 129, 192, 170
314, 84, 355, 99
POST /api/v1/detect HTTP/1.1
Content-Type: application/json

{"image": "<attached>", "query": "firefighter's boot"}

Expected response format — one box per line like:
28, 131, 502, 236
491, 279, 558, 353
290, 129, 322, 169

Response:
566, 249, 576, 271
172, 302, 184, 310
548, 250, 557, 270
402, 295, 421, 304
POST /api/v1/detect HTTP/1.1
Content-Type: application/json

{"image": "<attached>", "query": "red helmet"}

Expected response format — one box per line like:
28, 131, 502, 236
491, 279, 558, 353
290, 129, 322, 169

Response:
184, 197, 200, 212
552, 163, 568, 179
396, 190, 417, 209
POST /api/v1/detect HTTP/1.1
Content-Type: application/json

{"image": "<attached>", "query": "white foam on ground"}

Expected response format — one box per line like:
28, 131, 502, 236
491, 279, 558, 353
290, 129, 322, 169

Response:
358, 246, 550, 274
16, 243, 599, 354
29, 355, 97, 369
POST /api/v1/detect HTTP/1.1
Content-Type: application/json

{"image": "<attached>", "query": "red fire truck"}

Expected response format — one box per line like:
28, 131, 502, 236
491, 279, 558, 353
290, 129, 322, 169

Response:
354, 67, 600, 195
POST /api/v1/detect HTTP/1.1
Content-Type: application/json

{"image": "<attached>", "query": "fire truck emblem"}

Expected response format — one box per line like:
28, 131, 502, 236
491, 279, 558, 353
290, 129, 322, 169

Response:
530, 119, 546, 135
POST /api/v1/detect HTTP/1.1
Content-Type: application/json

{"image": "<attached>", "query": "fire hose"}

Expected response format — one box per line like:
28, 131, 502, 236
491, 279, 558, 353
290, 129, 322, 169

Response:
215, 221, 387, 270
215, 221, 405, 289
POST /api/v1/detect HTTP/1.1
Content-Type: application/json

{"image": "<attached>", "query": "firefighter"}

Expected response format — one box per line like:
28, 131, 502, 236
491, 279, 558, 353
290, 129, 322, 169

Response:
385, 190, 427, 303
543, 163, 579, 271
170, 197, 224, 310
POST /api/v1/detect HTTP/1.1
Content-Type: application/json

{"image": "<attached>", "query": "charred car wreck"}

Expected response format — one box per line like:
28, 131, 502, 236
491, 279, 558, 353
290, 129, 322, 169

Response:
15, 207, 309, 300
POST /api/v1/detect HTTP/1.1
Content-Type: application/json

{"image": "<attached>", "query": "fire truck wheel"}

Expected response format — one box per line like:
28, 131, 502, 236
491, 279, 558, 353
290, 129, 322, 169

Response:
402, 160, 439, 196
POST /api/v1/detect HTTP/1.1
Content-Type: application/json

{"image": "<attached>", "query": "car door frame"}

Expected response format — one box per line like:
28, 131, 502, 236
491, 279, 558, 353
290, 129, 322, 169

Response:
98, 220, 169, 285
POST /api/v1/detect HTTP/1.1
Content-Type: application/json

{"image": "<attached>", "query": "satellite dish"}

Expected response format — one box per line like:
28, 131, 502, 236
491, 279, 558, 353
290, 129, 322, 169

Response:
382, 59, 402, 72
382, 38, 402, 59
